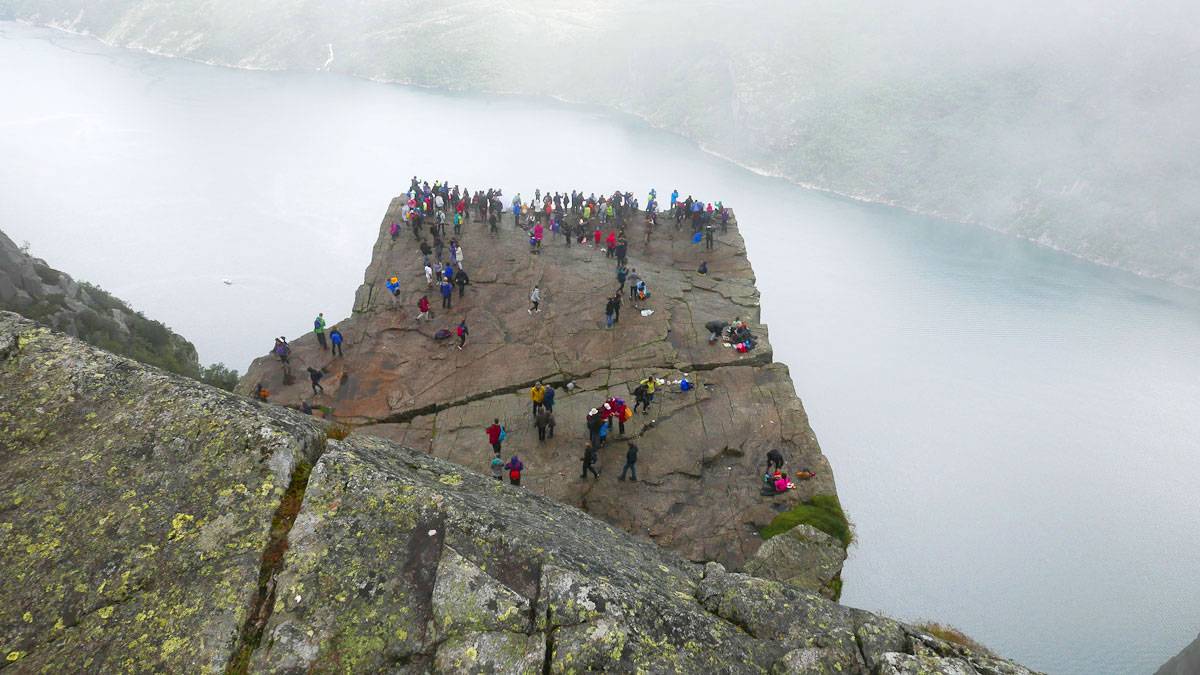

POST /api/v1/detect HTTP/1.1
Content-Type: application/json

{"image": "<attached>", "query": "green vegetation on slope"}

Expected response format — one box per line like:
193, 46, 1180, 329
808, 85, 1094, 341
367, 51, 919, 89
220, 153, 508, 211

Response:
760, 494, 854, 548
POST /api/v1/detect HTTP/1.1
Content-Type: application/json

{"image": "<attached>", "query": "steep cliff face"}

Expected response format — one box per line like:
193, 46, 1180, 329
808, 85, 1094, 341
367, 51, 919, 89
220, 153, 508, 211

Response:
1158, 633, 1200, 675
0, 311, 1037, 673
239, 196, 836, 581
0, 228, 202, 379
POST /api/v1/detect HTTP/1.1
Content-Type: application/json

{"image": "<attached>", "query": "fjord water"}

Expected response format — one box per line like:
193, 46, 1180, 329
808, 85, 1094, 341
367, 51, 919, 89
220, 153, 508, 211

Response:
3, 23, 1198, 674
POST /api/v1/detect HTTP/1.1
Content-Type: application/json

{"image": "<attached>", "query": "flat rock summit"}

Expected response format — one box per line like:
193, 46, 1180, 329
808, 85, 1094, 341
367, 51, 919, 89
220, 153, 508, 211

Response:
239, 194, 832, 574
0, 311, 1037, 673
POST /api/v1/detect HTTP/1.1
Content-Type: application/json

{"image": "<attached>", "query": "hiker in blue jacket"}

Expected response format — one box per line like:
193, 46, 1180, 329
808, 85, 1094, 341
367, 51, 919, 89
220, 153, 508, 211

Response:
440, 278, 453, 309
330, 326, 344, 357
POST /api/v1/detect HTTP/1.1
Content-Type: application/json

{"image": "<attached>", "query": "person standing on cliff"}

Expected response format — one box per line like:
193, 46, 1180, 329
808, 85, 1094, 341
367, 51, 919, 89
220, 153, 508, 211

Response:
454, 267, 470, 298
329, 326, 344, 357
456, 319, 469, 350
543, 384, 556, 413
486, 419, 503, 455
604, 296, 616, 329
611, 293, 622, 325
416, 295, 431, 321
530, 381, 546, 416
619, 443, 638, 481
314, 313, 327, 350
536, 408, 555, 441
628, 268, 640, 300
440, 277, 453, 309
529, 286, 541, 314
581, 444, 600, 480
616, 265, 628, 293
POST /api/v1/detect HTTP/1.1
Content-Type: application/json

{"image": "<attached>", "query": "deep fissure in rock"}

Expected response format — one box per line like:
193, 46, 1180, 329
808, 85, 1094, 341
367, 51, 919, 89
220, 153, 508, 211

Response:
225, 452, 317, 674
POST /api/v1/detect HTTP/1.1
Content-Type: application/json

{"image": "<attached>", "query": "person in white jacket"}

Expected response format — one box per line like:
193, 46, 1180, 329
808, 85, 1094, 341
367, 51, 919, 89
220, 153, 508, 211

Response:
529, 286, 541, 314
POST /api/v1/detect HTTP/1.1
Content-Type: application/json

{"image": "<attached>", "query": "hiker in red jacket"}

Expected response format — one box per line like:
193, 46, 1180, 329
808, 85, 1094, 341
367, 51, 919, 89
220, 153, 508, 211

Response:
606, 231, 617, 258
485, 418, 503, 455
416, 295, 431, 321
605, 397, 629, 436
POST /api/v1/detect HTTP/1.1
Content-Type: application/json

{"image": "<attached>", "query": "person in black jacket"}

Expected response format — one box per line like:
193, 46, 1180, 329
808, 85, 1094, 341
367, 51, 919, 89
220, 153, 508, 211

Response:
620, 443, 639, 481
766, 448, 785, 472
581, 444, 600, 479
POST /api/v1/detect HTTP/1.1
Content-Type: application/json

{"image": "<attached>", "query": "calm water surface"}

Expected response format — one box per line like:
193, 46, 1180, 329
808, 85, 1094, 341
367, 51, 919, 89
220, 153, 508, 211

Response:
3, 22, 1198, 674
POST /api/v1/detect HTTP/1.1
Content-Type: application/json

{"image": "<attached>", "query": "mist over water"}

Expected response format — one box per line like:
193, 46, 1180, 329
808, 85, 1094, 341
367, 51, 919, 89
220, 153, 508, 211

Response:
3, 23, 1200, 674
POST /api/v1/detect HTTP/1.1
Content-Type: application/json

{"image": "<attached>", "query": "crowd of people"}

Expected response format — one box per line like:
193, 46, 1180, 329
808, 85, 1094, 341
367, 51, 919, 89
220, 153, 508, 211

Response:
259, 174, 745, 489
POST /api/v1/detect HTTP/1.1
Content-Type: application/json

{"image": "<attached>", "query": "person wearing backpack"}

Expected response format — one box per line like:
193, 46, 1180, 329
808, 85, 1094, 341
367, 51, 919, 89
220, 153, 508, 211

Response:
490, 455, 504, 481
485, 419, 504, 455
456, 320, 469, 350
504, 455, 524, 486
313, 313, 327, 350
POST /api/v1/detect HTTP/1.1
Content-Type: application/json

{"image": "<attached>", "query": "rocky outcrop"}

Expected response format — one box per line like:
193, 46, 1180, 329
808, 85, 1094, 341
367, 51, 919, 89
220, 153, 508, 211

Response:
0, 311, 1037, 672
744, 525, 847, 600
239, 196, 832, 575
1158, 632, 1200, 675
0, 228, 202, 378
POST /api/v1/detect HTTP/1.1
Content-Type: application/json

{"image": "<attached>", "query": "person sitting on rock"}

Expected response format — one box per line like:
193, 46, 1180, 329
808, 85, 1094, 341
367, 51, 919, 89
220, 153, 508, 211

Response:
254, 382, 269, 402
774, 472, 791, 493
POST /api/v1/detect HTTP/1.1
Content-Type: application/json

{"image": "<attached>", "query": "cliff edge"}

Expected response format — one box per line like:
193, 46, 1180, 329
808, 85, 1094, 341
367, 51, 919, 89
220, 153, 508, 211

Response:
0, 311, 1037, 673
238, 193, 836, 581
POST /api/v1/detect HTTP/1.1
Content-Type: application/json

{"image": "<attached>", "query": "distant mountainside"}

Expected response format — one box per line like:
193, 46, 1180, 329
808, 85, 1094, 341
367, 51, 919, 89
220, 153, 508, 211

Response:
0, 228, 237, 388
5, 0, 1200, 286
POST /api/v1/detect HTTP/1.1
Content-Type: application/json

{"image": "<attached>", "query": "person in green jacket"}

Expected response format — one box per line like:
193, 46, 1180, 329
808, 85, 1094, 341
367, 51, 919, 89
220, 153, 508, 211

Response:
314, 313, 327, 350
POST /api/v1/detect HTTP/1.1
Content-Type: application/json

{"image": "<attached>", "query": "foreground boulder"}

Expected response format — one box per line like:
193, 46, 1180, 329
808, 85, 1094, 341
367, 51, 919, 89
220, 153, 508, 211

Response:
0, 312, 1037, 672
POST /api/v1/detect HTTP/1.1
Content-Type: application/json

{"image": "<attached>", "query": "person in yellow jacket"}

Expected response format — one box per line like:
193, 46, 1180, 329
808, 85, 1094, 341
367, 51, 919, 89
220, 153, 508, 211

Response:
530, 381, 546, 416
633, 375, 657, 414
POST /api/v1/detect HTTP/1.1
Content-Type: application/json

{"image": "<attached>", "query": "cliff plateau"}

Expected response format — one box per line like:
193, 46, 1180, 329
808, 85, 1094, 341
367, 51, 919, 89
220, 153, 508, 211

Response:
240, 197, 833, 580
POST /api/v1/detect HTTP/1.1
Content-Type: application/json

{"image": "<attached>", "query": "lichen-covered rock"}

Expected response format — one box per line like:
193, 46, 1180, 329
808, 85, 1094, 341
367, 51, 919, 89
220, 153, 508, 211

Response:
0, 312, 1038, 673
743, 524, 847, 598
0, 312, 322, 672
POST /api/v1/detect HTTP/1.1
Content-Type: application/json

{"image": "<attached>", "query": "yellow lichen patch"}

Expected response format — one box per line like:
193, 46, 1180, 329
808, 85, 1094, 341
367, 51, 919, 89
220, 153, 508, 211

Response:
97, 605, 115, 619
167, 513, 195, 541
160, 636, 187, 658
6, 651, 26, 662
438, 473, 463, 486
